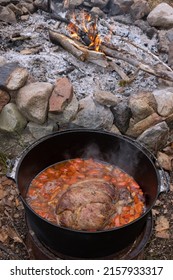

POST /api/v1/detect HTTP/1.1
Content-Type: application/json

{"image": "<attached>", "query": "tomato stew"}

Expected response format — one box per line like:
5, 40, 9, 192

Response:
26, 158, 145, 230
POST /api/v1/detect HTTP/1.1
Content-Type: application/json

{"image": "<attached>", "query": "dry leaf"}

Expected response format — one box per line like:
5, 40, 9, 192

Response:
7, 227, 23, 243
0, 229, 9, 243
155, 230, 170, 239
155, 215, 170, 239
155, 215, 169, 232
152, 209, 159, 216
157, 151, 172, 171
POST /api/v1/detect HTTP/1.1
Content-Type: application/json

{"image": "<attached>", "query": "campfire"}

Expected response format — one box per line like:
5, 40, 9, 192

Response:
48, 2, 173, 84
67, 11, 102, 51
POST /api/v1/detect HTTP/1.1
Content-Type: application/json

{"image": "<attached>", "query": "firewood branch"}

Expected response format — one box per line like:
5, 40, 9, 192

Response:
49, 30, 173, 82
100, 44, 173, 82
49, 30, 109, 67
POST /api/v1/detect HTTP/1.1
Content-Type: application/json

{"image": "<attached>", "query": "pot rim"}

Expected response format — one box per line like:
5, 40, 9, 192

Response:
15, 129, 161, 234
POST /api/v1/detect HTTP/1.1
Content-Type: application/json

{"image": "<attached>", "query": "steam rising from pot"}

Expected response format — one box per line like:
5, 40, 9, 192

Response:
75, 139, 143, 178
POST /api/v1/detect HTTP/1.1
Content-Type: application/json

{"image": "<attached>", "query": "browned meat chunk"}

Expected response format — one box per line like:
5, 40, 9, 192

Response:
56, 178, 118, 230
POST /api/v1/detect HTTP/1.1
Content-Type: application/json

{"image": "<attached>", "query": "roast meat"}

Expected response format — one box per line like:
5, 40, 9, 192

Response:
56, 178, 119, 230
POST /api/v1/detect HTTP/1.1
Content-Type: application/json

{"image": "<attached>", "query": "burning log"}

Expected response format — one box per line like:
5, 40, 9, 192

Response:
49, 30, 109, 68
49, 30, 173, 82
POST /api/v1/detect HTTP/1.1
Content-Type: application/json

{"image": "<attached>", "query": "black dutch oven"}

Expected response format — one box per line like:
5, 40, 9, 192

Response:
7, 129, 169, 258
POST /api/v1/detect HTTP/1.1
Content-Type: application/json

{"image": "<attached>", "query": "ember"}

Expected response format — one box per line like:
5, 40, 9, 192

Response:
67, 11, 102, 51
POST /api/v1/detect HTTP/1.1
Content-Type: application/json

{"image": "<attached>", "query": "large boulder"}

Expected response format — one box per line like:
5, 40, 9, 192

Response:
129, 91, 157, 122
153, 87, 173, 117
137, 122, 169, 152
107, 0, 134, 16
0, 103, 27, 133
0, 5, 16, 23
111, 100, 131, 134
72, 96, 114, 130
16, 82, 53, 124
48, 94, 79, 127
0, 62, 29, 91
147, 3, 173, 29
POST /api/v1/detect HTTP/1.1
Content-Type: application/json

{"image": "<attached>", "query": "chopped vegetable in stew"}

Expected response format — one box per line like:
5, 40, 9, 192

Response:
26, 158, 145, 230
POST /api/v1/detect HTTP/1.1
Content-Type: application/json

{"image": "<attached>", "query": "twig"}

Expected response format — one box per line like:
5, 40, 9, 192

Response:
57, 66, 75, 75
108, 58, 130, 81
100, 45, 173, 82
101, 20, 173, 73
63, 57, 86, 74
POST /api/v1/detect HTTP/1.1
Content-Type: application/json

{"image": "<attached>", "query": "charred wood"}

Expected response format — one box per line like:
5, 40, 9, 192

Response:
49, 30, 109, 67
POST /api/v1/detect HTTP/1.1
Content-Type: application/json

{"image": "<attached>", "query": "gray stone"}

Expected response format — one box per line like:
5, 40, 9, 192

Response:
134, 20, 157, 39
72, 96, 114, 130
157, 151, 172, 171
107, 0, 134, 16
130, 0, 150, 20
158, 30, 170, 53
0, 5, 16, 23
93, 90, 119, 107
137, 122, 169, 152
27, 121, 54, 139
48, 94, 79, 127
90, 6, 105, 17
166, 28, 173, 42
0, 1, 19, 5
16, 82, 53, 124
68, 0, 83, 7
0, 62, 29, 91
168, 43, 173, 69
164, 113, 173, 129
0, 103, 27, 133
18, 1, 36, 14
111, 100, 131, 133
34, 0, 49, 12
110, 124, 121, 135
153, 87, 173, 117
129, 91, 157, 122
147, 3, 173, 29
86, 0, 109, 8
6, 67, 29, 91
8, 3, 23, 16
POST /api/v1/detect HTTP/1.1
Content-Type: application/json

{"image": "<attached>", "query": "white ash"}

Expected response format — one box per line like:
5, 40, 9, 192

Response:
0, 11, 159, 100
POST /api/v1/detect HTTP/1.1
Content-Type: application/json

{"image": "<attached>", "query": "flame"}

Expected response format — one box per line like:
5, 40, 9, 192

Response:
67, 11, 102, 52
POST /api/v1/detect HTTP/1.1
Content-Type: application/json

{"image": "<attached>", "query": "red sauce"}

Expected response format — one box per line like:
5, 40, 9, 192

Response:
26, 158, 145, 229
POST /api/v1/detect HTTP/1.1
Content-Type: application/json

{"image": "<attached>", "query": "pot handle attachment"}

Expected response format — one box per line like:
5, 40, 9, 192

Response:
6, 156, 22, 182
121, 135, 170, 194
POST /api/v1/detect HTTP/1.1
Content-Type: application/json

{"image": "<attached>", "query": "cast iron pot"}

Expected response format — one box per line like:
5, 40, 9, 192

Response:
7, 129, 167, 258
